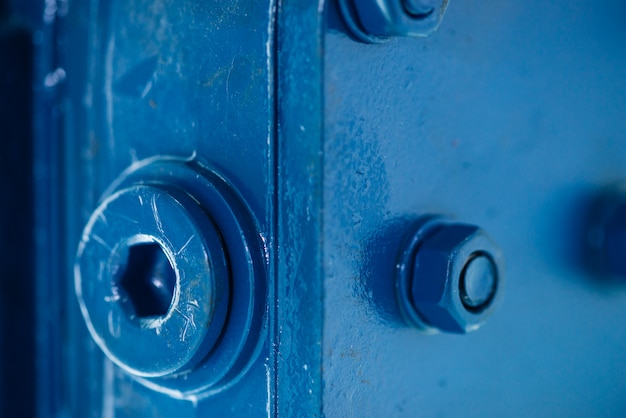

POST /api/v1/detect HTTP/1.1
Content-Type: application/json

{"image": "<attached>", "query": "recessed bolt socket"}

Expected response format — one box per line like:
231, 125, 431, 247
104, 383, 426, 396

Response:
397, 216, 505, 334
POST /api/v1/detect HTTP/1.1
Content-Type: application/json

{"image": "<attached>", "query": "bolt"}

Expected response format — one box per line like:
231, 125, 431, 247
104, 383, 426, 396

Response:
74, 159, 266, 395
338, 0, 449, 41
75, 184, 230, 378
402, 0, 436, 18
397, 217, 504, 334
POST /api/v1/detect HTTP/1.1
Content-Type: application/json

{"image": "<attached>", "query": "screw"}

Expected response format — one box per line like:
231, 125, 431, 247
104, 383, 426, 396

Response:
397, 217, 504, 334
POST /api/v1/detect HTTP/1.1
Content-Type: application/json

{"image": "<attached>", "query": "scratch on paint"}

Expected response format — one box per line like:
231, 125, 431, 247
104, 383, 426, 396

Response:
97, 261, 106, 282
176, 303, 199, 342
225, 57, 235, 99
107, 311, 120, 338
115, 213, 140, 225
104, 285, 120, 302
177, 235, 195, 256
97, 212, 108, 226
151, 194, 164, 233
92, 235, 112, 252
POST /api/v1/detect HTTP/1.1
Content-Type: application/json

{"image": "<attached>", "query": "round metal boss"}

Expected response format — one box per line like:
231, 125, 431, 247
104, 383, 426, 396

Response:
75, 184, 229, 378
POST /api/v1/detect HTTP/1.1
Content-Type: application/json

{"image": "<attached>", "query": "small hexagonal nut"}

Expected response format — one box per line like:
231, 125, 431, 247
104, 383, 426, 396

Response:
353, 0, 449, 38
410, 223, 504, 333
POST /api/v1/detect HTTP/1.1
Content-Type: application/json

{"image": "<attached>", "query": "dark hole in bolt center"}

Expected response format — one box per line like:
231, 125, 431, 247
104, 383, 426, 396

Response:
119, 243, 176, 318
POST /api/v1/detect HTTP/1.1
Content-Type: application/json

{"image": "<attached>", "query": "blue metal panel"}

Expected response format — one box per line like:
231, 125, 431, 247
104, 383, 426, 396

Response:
323, 0, 626, 416
275, 1, 325, 415
3, 0, 626, 416
35, 0, 278, 416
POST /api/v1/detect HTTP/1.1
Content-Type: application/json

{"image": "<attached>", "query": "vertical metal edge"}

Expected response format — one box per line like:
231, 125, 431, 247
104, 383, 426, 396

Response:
33, 2, 64, 417
276, 0, 325, 416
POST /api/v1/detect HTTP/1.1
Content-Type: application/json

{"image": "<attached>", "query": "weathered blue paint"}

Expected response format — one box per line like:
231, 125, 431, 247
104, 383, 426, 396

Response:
47, 0, 277, 416
323, 0, 626, 416
276, 1, 325, 415
4, 0, 626, 416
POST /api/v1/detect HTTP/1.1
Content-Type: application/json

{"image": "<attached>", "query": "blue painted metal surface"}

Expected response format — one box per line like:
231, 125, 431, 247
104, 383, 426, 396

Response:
323, 0, 626, 416
31, 0, 278, 416
3, 0, 626, 416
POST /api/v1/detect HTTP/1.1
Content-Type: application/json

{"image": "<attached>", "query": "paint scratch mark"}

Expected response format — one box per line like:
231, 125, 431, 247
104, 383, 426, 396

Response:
97, 212, 108, 226
177, 235, 195, 256
151, 194, 164, 233
225, 58, 235, 99
107, 311, 120, 338
175, 304, 199, 342
104, 285, 120, 303
114, 213, 140, 225
92, 235, 112, 252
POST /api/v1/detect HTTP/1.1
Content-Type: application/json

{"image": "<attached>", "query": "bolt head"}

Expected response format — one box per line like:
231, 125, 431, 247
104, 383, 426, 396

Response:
75, 185, 230, 377
353, 0, 449, 38
403, 0, 437, 18
410, 223, 504, 333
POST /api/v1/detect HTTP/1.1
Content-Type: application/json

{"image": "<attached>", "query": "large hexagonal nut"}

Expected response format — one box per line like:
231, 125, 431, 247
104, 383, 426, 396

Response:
410, 223, 504, 333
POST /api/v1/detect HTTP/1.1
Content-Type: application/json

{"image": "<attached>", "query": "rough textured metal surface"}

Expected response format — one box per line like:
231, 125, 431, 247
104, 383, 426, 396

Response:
6, 0, 626, 416
324, 0, 626, 415
57, 0, 276, 416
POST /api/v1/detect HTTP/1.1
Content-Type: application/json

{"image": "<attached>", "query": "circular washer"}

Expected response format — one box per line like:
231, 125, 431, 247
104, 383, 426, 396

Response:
75, 157, 266, 396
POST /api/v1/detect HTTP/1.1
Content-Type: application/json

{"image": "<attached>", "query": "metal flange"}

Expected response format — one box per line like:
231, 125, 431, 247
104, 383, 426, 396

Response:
75, 157, 266, 397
